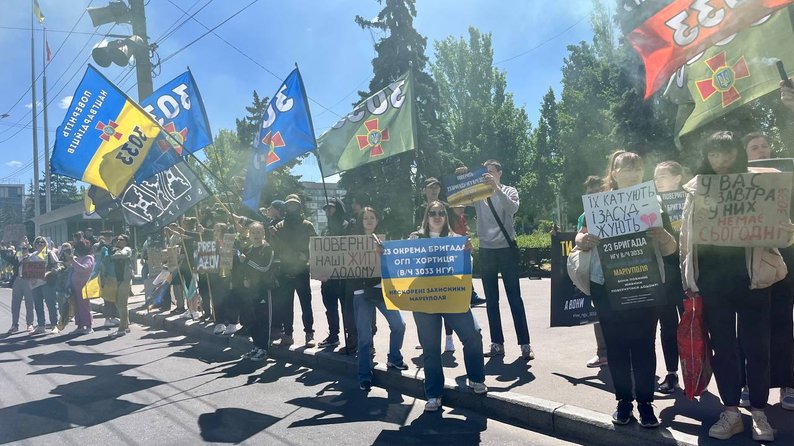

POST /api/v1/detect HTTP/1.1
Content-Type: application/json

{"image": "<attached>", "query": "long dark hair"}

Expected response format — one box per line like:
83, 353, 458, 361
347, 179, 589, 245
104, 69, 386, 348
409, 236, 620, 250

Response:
420, 201, 453, 237
353, 206, 379, 235
696, 130, 747, 175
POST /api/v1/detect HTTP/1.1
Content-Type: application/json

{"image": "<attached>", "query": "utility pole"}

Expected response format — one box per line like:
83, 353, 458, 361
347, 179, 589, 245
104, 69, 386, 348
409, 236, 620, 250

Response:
30, 0, 40, 223
42, 27, 52, 213
129, 0, 153, 101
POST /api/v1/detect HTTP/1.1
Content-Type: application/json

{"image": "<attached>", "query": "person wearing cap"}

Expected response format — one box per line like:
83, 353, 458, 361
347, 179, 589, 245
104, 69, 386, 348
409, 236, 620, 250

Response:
414, 177, 447, 231
265, 200, 286, 231
108, 234, 134, 338
317, 198, 352, 349
271, 195, 317, 346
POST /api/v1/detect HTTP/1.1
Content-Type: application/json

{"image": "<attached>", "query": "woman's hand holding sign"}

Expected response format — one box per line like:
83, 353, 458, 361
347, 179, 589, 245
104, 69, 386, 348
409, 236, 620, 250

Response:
575, 232, 600, 251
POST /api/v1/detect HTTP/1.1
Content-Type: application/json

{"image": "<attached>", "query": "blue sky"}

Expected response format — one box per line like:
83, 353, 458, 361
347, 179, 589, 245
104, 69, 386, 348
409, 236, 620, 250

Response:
0, 0, 600, 188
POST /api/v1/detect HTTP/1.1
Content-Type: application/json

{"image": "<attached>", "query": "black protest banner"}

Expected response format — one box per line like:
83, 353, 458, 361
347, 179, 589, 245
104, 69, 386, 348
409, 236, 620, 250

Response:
659, 190, 686, 233
121, 161, 209, 235
693, 172, 793, 247
597, 232, 665, 310
550, 232, 598, 327
310, 235, 383, 280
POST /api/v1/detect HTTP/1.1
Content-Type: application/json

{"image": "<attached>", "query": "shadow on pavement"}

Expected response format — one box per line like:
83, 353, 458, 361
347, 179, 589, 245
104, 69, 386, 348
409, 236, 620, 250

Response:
198, 407, 280, 443
372, 409, 486, 445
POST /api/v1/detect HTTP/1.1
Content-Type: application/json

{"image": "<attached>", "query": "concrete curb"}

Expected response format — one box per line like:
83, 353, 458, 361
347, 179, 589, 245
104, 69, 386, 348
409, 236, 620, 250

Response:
94, 300, 699, 446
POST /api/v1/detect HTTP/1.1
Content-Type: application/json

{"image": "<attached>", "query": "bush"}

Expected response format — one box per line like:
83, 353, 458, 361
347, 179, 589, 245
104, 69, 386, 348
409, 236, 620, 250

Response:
470, 230, 551, 277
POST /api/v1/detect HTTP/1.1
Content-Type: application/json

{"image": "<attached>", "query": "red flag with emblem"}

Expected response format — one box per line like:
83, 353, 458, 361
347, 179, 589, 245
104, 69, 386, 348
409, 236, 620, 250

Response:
627, 0, 794, 99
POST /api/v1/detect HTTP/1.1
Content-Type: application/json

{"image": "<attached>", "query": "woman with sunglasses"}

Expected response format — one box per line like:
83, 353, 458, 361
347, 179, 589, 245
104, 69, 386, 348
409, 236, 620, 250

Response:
30, 236, 60, 335
409, 200, 486, 412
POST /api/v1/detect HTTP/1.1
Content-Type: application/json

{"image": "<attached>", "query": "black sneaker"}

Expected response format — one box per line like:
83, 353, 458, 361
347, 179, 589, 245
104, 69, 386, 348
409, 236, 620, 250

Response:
657, 373, 678, 394
612, 400, 634, 425
637, 402, 660, 428
360, 380, 372, 391
470, 297, 487, 307
169, 307, 186, 315
318, 336, 340, 348
387, 360, 409, 371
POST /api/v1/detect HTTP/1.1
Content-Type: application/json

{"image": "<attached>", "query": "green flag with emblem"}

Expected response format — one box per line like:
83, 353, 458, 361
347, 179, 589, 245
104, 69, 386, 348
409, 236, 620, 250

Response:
674, 8, 794, 136
316, 72, 416, 176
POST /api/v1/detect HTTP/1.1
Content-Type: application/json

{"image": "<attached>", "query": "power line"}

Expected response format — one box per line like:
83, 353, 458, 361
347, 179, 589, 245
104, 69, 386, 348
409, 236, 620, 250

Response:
0, 1, 96, 136
494, 15, 587, 65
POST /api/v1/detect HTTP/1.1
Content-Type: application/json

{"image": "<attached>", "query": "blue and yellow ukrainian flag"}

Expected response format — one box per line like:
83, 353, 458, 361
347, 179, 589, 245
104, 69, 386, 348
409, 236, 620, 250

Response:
52, 66, 161, 196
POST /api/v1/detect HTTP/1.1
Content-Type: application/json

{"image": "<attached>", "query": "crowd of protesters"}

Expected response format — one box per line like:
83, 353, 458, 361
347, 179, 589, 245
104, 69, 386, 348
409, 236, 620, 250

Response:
3, 87, 794, 446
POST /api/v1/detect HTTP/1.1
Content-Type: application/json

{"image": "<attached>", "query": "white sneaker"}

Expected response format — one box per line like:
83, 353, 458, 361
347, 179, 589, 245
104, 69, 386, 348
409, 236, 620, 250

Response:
586, 355, 608, 368
213, 324, 226, 335
739, 386, 750, 407
467, 379, 487, 394
109, 318, 120, 326
103, 319, 115, 327
222, 323, 240, 336
50, 327, 60, 334
444, 335, 455, 352
32, 325, 45, 335
708, 410, 743, 440
424, 397, 442, 412
179, 309, 193, 319
751, 410, 775, 442
781, 387, 794, 411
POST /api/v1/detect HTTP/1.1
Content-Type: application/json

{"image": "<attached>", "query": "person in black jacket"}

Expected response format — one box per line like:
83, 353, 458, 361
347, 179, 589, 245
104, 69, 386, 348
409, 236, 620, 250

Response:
239, 222, 277, 361
318, 198, 351, 349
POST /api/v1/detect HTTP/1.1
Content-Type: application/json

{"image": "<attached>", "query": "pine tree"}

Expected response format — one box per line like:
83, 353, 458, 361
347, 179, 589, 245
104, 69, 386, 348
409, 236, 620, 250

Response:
519, 87, 561, 224
344, 0, 452, 236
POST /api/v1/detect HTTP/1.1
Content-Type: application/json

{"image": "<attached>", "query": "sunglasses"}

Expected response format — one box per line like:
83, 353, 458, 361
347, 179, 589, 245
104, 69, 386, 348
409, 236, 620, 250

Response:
35, 241, 46, 245
428, 210, 446, 217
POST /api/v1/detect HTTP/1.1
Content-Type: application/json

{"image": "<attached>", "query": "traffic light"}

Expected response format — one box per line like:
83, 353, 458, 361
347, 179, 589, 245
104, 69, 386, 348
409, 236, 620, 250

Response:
91, 35, 144, 67
87, 1, 131, 26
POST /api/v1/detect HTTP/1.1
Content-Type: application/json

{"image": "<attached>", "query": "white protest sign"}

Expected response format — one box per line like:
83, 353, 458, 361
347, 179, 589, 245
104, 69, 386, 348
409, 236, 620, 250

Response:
310, 235, 383, 280
582, 180, 663, 239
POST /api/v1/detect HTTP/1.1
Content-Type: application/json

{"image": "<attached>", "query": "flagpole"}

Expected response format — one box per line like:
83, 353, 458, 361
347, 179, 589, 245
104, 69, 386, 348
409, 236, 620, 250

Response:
294, 63, 329, 205
30, 0, 41, 223
42, 26, 51, 213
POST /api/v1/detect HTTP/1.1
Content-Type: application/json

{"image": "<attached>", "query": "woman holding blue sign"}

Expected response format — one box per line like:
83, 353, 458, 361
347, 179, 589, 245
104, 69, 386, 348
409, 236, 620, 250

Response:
409, 201, 486, 412
351, 207, 407, 392
575, 150, 677, 429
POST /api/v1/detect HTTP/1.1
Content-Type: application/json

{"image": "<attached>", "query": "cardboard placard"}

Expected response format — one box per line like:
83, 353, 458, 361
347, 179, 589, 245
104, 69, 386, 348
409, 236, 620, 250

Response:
167, 246, 180, 271
195, 240, 219, 273
597, 232, 665, 310
147, 245, 162, 276
310, 235, 383, 280
443, 167, 492, 206
659, 190, 686, 233
219, 233, 236, 271
582, 181, 663, 239
21, 260, 46, 280
381, 237, 472, 314
692, 172, 792, 247
550, 232, 598, 327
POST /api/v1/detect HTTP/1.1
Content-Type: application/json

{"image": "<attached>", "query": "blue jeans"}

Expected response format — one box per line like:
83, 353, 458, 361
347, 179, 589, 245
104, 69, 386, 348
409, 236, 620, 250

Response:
353, 291, 405, 383
414, 310, 485, 398
480, 247, 530, 345
33, 283, 58, 327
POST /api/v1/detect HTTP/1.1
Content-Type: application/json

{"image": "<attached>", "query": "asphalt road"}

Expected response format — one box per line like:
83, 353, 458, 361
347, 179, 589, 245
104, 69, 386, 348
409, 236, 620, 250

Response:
0, 288, 582, 446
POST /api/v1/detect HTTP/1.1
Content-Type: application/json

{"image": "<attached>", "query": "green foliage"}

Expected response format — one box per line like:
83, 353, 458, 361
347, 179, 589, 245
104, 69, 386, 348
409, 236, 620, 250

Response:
470, 230, 551, 250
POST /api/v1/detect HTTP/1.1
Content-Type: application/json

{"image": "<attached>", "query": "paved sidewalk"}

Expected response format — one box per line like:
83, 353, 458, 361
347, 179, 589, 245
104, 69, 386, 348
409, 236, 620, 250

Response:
100, 278, 791, 446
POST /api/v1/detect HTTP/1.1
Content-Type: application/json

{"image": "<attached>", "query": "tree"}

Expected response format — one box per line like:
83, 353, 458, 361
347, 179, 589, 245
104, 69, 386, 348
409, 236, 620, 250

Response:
24, 174, 81, 219
192, 91, 305, 216
432, 27, 532, 187
519, 87, 561, 224
342, 0, 452, 236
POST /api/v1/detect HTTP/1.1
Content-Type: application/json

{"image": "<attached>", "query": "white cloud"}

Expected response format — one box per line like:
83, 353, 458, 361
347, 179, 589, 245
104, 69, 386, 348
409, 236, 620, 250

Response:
24, 101, 42, 110
59, 96, 73, 109
5, 161, 22, 168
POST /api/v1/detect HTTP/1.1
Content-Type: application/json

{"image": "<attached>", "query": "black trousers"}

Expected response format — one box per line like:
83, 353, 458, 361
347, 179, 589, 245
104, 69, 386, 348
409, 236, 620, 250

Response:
278, 271, 313, 336
700, 276, 771, 409
591, 282, 658, 403
341, 281, 358, 349
198, 273, 211, 316
208, 275, 231, 323
321, 279, 344, 338
658, 298, 684, 374
239, 288, 272, 350
223, 286, 246, 325
738, 274, 794, 390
